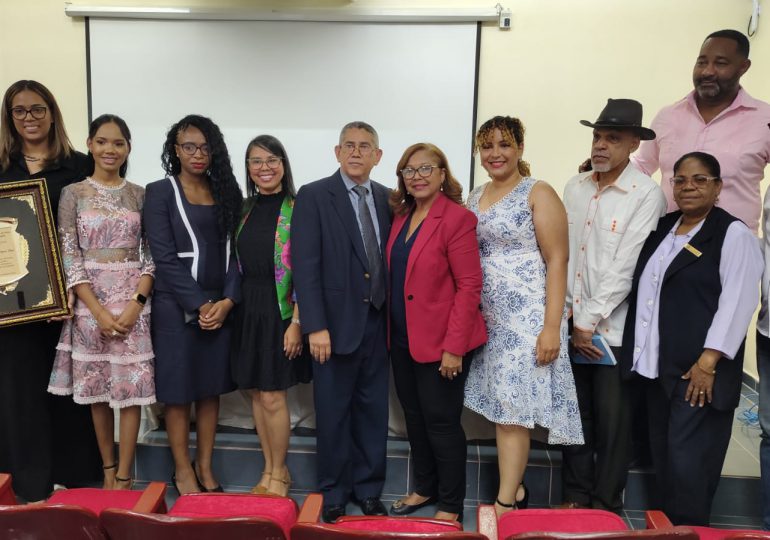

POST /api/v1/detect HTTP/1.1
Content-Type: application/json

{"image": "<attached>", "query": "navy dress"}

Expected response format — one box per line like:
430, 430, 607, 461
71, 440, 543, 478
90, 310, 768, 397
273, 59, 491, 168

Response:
145, 178, 238, 405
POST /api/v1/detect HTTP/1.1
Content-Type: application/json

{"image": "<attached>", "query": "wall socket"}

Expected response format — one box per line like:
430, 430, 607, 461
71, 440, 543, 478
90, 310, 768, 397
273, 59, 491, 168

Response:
499, 9, 512, 29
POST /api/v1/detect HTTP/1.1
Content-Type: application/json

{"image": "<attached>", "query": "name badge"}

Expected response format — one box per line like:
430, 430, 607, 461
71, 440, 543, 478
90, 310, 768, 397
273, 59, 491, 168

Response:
683, 243, 702, 257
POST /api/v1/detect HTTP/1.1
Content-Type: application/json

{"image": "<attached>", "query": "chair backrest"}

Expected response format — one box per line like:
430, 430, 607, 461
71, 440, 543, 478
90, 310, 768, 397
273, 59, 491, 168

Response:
507, 526, 699, 540
690, 527, 770, 540
45, 481, 168, 515
0, 474, 15, 506
291, 518, 486, 540
0, 504, 106, 540
498, 509, 629, 540
100, 507, 289, 540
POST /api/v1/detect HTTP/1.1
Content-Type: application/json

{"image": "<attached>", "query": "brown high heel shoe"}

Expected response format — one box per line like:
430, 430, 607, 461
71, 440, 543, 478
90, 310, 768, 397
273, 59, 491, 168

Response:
267, 472, 292, 497
251, 472, 272, 494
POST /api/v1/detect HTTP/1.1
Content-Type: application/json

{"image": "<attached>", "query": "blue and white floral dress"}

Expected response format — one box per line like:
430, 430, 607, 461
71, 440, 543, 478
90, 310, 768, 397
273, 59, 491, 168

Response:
464, 177, 583, 445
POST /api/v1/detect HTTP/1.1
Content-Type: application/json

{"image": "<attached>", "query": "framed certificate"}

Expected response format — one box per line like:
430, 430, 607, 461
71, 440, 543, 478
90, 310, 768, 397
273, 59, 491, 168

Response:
0, 179, 69, 325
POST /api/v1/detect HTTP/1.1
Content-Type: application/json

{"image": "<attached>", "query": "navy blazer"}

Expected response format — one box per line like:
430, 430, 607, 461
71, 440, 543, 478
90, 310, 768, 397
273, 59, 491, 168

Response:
291, 170, 391, 355
144, 177, 240, 312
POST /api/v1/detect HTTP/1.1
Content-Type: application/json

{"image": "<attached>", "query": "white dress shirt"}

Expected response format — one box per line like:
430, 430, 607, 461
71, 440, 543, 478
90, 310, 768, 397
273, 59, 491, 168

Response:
564, 162, 667, 347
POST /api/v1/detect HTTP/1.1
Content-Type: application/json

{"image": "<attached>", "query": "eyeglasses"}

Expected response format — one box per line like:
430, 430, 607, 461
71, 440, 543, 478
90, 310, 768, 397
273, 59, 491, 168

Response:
669, 175, 719, 188
401, 165, 441, 179
247, 157, 283, 169
339, 142, 376, 156
10, 106, 48, 120
177, 142, 210, 156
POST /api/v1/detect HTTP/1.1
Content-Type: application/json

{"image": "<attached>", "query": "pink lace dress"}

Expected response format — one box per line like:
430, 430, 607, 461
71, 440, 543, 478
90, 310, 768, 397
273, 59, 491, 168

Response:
48, 178, 156, 408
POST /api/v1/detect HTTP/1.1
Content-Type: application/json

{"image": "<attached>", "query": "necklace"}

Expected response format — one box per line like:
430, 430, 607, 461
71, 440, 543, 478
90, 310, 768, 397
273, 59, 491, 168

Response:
23, 154, 42, 162
87, 177, 126, 190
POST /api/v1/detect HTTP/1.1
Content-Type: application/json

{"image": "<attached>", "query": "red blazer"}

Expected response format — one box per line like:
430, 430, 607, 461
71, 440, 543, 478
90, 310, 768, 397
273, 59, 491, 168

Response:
386, 194, 487, 362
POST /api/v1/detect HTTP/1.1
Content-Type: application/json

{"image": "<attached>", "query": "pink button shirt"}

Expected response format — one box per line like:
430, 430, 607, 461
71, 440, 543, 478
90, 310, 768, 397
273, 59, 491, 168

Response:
632, 88, 770, 234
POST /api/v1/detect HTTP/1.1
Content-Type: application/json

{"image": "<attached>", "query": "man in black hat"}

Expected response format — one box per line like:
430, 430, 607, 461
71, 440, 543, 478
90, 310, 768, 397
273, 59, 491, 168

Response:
561, 98, 666, 512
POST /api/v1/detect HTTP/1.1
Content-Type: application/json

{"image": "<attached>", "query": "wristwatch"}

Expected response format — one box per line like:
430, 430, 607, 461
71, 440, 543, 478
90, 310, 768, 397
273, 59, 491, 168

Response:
131, 292, 148, 306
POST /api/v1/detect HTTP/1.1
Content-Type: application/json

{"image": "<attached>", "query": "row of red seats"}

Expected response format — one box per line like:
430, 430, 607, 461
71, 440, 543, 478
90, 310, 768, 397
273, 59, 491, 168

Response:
1, 472, 768, 540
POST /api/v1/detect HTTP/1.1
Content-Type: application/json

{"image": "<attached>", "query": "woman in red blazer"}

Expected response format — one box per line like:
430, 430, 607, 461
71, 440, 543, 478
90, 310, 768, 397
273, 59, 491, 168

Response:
385, 143, 486, 523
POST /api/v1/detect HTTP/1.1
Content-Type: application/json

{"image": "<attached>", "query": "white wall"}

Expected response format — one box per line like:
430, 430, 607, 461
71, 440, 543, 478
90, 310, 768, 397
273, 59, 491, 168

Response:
2, 0, 768, 376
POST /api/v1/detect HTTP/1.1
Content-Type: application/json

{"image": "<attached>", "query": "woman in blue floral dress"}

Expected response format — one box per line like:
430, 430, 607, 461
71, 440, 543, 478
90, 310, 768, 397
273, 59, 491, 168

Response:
464, 116, 583, 516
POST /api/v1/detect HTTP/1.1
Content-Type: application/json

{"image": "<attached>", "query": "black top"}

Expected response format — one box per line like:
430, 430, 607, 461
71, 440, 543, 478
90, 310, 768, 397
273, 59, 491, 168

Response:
238, 192, 284, 283
0, 152, 89, 222
390, 216, 422, 349
620, 207, 742, 411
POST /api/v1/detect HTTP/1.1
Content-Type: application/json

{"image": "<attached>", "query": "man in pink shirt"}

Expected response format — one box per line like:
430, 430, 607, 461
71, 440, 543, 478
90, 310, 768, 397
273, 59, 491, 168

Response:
633, 29, 770, 234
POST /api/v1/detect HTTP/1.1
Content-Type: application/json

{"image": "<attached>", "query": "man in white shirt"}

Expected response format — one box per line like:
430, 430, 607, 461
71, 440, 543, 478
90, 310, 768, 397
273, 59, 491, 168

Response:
562, 99, 667, 512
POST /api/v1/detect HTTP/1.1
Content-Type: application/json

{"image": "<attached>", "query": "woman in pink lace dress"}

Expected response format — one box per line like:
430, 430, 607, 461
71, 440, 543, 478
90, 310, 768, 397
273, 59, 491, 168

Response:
48, 114, 155, 490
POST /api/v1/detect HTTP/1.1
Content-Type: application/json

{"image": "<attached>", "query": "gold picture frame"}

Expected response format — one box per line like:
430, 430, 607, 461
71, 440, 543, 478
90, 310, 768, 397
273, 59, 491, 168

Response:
0, 179, 69, 325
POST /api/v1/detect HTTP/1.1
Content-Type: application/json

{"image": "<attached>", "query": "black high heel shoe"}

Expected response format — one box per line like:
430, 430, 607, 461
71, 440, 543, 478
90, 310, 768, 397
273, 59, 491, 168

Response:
516, 483, 529, 509
192, 460, 224, 493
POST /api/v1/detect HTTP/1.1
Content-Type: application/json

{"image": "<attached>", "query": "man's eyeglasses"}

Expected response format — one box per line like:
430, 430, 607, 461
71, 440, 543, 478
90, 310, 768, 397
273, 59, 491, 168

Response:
401, 165, 441, 179
340, 142, 375, 156
177, 143, 210, 156
247, 157, 283, 169
10, 106, 47, 120
669, 175, 719, 188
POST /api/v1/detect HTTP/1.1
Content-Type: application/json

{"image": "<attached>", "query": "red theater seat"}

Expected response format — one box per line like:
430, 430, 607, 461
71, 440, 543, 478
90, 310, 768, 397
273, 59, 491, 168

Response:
291, 513, 486, 540
645, 510, 770, 540
0, 503, 106, 540
100, 492, 320, 540
491, 508, 628, 540
0, 475, 167, 540
0, 474, 15, 506
505, 529, 697, 540
47, 481, 167, 515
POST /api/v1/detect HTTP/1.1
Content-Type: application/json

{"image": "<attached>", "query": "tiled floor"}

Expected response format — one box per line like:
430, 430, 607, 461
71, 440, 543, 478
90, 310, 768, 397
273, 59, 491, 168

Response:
723, 386, 761, 477
129, 383, 766, 531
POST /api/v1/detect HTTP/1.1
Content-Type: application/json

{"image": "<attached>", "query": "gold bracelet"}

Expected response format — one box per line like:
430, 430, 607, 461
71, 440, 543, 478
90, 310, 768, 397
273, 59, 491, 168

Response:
695, 361, 716, 375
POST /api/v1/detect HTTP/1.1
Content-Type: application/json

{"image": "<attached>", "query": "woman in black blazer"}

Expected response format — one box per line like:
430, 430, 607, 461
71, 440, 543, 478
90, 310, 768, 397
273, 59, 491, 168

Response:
144, 114, 242, 495
0, 80, 100, 501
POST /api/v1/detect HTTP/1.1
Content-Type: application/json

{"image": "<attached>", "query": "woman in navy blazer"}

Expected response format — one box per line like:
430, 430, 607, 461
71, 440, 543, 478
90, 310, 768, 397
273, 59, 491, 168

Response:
385, 143, 486, 522
144, 115, 242, 495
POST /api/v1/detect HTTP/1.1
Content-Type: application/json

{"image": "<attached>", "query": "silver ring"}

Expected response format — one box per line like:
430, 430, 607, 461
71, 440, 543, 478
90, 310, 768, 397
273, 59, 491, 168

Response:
111, 330, 118, 336
699, 391, 705, 395
451, 371, 457, 376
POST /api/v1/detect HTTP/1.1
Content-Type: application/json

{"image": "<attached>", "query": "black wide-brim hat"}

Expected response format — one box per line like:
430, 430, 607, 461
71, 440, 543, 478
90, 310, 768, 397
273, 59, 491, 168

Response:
579, 98, 656, 141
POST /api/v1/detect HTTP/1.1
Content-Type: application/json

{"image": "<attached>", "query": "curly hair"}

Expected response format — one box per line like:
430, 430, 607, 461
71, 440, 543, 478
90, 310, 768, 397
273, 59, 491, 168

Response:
0, 80, 75, 173
161, 114, 242, 240
475, 116, 531, 177
244, 134, 296, 199
389, 142, 464, 216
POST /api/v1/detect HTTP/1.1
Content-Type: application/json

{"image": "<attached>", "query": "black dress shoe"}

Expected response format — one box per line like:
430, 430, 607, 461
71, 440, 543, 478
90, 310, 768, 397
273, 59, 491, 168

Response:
390, 495, 437, 516
323, 504, 346, 523
358, 497, 387, 516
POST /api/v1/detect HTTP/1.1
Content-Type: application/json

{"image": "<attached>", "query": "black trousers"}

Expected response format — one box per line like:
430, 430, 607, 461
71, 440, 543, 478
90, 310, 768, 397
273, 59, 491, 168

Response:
390, 345, 469, 514
312, 307, 389, 507
0, 322, 101, 501
561, 349, 631, 513
644, 377, 733, 526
